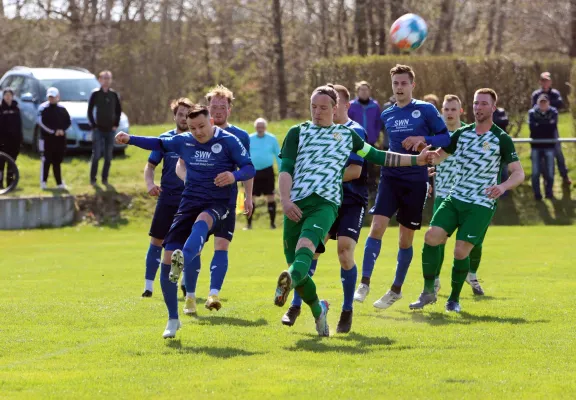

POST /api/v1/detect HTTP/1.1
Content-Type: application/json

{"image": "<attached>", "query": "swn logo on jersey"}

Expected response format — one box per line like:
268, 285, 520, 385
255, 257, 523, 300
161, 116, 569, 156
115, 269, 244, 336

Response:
195, 151, 211, 159
394, 119, 410, 127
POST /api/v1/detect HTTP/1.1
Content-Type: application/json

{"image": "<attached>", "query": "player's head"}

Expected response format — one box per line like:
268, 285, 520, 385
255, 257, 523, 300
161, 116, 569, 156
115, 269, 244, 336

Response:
442, 94, 463, 125
254, 117, 267, 136
539, 72, 552, 90
473, 88, 497, 124
390, 64, 415, 104
537, 94, 550, 112
310, 84, 338, 127
206, 84, 234, 126
355, 81, 371, 101
98, 70, 113, 89
186, 104, 213, 143
332, 84, 351, 124
423, 93, 440, 109
171, 97, 194, 132
3, 88, 14, 104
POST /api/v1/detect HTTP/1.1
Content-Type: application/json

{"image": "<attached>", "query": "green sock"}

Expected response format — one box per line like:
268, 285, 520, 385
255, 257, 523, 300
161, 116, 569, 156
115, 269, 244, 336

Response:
422, 244, 440, 293
435, 244, 446, 278
289, 247, 322, 318
449, 257, 470, 302
295, 276, 322, 318
469, 244, 482, 274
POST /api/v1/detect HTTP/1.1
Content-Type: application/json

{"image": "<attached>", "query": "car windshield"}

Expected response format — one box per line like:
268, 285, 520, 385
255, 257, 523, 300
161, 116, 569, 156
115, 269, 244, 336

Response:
39, 78, 99, 102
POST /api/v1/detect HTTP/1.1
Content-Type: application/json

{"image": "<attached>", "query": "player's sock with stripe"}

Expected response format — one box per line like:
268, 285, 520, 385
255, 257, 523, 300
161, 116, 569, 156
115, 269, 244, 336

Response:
361, 237, 382, 284
183, 220, 209, 261
469, 244, 482, 277
289, 247, 322, 318
292, 259, 317, 307
268, 201, 276, 224
341, 265, 357, 311
145, 244, 162, 291
449, 257, 470, 302
392, 247, 413, 290
435, 244, 446, 278
184, 254, 201, 297
209, 250, 228, 295
422, 243, 440, 293
160, 263, 178, 319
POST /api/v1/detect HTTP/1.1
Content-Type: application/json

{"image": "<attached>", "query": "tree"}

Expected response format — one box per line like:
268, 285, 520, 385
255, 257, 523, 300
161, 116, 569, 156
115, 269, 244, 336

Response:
355, 0, 368, 56
571, 0, 576, 57
272, 0, 288, 118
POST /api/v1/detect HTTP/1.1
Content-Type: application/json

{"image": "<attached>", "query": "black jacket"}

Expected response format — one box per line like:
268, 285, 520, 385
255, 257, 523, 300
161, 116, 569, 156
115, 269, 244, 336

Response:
87, 88, 122, 132
528, 106, 558, 149
38, 102, 72, 137
531, 88, 564, 110
0, 100, 22, 144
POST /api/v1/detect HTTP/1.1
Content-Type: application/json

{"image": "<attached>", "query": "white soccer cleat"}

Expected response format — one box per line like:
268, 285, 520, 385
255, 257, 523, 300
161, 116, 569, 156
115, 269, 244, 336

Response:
162, 319, 181, 339
373, 290, 402, 310
434, 278, 441, 295
353, 283, 370, 303
57, 183, 67, 190
40, 182, 47, 190
169, 249, 184, 283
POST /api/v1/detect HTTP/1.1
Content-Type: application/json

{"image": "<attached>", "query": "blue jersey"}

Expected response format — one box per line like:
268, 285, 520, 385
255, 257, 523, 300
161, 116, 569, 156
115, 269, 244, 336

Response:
381, 99, 449, 182
159, 127, 253, 207
148, 129, 185, 206
343, 120, 369, 207
222, 124, 250, 205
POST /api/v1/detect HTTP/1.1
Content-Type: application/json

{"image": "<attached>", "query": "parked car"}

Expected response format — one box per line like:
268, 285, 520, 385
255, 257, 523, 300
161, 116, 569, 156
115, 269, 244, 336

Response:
0, 66, 129, 153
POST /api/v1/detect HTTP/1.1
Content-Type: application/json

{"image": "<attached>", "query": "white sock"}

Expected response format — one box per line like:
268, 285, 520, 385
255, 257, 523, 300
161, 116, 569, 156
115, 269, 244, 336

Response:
186, 292, 196, 299
145, 279, 154, 292
468, 272, 477, 280
209, 289, 220, 296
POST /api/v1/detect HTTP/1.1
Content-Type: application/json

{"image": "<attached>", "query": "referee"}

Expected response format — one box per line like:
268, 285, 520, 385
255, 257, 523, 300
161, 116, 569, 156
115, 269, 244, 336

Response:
246, 118, 281, 230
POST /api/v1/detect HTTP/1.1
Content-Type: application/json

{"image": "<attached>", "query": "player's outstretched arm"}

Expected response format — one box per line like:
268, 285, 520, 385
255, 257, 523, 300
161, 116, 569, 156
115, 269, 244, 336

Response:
355, 142, 431, 167
115, 131, 163, 151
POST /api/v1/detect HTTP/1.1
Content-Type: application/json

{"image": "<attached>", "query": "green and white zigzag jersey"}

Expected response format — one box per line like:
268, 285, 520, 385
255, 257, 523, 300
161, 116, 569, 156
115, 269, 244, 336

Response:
435, 122, 466, 198
444, 123, 519, 209
280, 121, 364, 205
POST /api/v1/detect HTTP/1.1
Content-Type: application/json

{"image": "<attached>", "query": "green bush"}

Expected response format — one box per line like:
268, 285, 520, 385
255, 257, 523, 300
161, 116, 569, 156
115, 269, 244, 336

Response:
570, 60, 576, 137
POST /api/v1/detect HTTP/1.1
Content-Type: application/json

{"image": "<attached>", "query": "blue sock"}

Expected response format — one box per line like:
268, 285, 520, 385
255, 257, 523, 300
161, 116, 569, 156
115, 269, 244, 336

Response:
160, 263, 178, 319
145, 244, 162, 281
292, 259, 318, 307
183, 255, 201, 295
362, 237, 382, 279
393, 247, 413, 288
209, 250, 228, 293
183, 219, 209, 267
341, 265, 357, 311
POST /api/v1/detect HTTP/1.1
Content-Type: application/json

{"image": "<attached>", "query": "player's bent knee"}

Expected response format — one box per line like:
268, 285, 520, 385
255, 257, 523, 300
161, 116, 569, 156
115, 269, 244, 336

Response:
454, 241, 473, 260
150, 237, 163, 247
369, 216, 389, 238
214, 237, 230, 251
295, 237, 316, 253
398, 226, 416, 249
196, 212, 215, 230
424, 227, 446, 246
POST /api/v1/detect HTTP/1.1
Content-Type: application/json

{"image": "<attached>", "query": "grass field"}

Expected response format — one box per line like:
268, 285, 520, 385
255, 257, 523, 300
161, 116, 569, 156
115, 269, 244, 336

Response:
1, 224, 575, 398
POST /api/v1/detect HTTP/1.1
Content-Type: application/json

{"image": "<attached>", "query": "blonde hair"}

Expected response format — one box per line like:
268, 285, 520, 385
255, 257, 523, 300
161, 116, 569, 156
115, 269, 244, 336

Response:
205, 84, 235, 105
355, 81, 371, 91
475, 88, 498, 105
443, 94, 462, 106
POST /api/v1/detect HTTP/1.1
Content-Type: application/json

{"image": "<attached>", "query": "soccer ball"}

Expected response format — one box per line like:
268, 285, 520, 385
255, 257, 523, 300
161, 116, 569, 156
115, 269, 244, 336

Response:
390, 13, 428, 51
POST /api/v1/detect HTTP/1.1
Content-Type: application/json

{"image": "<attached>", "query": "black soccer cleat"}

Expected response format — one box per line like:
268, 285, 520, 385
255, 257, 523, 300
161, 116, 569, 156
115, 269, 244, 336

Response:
281, 306, 301, 326
180, 285, 186, 298
141, 290, 153, 298
336, 310, 353, 333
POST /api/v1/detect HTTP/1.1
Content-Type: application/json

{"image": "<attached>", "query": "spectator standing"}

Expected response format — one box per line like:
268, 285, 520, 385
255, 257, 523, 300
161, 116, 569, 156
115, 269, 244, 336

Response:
348, 81, 382, 146
423, 94, 440, 110
0, 88, 22, 189
493, 107, 510, 184
88, 70, 122, 185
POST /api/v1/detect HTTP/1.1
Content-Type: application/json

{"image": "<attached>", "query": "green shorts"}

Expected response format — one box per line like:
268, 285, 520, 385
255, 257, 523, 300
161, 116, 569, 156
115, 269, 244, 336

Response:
283, 193, 338, 264
433, 196, 446, 214
430, 196, 494, 246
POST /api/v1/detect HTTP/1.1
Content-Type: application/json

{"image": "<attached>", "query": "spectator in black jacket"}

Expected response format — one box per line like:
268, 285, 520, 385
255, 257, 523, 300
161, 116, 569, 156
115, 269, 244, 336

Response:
0, 88, 22, 188
529, 94, 557, 200
38, 87, 71, 190
531, 72, 570, 185
87, 70, 122, 185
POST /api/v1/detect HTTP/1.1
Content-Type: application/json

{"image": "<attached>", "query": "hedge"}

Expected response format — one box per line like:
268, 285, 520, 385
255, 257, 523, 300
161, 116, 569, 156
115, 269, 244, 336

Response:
571, 59, 576, 137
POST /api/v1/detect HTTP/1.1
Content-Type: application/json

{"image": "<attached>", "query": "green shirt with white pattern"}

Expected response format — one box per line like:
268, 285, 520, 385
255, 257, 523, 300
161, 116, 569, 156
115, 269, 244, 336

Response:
435, 121, 466, 198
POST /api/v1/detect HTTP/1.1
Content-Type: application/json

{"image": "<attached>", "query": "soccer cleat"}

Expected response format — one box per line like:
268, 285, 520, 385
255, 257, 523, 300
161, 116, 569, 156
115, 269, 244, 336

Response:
445, 300, 461, 313
353, 283, 370, 303
169, 249, 184, 283
281, 306, 301, 326
466, 274, 485, 295
141, 290, 153, 298
274, 271, 292, 307
205, 295, 222, 311
409, 291, 437, 310
373, 290, 402, 310
434, 278, 441, 295
57, 183, 67, 190
183, 297, 197, 316
270, 222, 276, 229
180, 285, 186, 298
336, 310, 353, 334
40, 181, 47, 190
162, 319, 181, 339
315, 300, 330, 337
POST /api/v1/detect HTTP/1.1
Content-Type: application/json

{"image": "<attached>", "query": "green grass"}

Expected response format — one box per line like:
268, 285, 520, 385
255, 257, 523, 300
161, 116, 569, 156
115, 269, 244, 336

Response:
1, 225, 575, 398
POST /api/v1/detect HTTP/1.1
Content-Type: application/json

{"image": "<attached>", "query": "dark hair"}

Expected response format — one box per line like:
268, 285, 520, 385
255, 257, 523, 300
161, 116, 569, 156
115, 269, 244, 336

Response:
390, 64, 415, 82
355, 80, 371, 91
170, 97, 194, 115
475, 88, 498, 105
98, 70, 112, 78
3, 88, 14, 96
186, 104, 210, 119
333, 84, 351, 103
312, 84, 339, 105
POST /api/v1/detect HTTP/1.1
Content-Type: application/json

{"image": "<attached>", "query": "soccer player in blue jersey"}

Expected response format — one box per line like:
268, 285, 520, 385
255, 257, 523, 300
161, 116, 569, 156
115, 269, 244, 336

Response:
115, 105, 255, 339
354, 64, 450, 309
141, 98, 192, 298
281, 84, 368, 333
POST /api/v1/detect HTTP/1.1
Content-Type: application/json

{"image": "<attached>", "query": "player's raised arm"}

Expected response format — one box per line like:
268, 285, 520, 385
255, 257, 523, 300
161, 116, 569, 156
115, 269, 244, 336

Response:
351, 129, 430, 167
278, 126, 302, 222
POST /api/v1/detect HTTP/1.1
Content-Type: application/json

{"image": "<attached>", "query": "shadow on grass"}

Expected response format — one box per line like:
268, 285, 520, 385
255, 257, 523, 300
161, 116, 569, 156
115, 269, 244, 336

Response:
167, 340, 265, 358
399, 311, 550, 326
194, 315, 268, 328
286, 332, 396, 354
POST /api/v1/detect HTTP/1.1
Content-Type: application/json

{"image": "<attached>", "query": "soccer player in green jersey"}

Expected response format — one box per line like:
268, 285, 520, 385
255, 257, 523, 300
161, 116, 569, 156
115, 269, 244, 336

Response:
410, 88, 525, 313
274, 84, 432, 336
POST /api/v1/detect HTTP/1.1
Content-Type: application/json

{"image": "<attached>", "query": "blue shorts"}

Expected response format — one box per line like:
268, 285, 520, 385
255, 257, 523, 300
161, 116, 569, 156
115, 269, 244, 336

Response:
163, 202, 231, 251
214, 210, 235, 242
149, 199, 180, 240
370, 175, 428, 230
